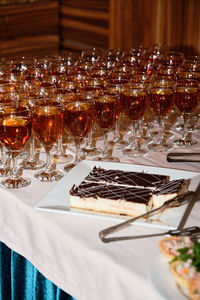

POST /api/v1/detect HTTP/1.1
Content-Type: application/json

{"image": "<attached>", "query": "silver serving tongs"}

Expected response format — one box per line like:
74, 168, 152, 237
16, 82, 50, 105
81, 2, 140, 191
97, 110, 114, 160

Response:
99, 191, 195, 243
167, 152, 200, 163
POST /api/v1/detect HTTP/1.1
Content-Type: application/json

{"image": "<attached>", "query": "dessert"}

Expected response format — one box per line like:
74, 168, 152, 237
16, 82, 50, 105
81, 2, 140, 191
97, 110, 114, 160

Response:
152, 178, 190, 208
70, 180, 153, 217
84, 166, 169, 189
69, 166, 189, 216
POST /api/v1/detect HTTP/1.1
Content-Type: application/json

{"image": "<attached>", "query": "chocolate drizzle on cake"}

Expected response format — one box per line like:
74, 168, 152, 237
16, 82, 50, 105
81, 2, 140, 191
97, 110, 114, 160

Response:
154, 179, 186, 195
69, 166, 189, 217
84, 166, 169, 189
70, 181, 152, 204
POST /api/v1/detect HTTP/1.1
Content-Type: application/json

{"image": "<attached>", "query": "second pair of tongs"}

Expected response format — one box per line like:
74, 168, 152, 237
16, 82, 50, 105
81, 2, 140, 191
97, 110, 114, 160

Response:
99, 191, 195, 243
167, 152, 200, 163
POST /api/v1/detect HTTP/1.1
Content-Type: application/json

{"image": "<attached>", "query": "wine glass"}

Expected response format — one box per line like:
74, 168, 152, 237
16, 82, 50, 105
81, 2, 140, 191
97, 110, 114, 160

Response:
147, 78, 175, 152
173, 78, 199, 147
51, 88, 75, 164
32, 99, 64, 181
0, 106, 32, 188
122, 83, 148, 157
106, 79, 129, 149
79, 86, 103, 158
94, 92, 120, 162
63, 91, 95, 172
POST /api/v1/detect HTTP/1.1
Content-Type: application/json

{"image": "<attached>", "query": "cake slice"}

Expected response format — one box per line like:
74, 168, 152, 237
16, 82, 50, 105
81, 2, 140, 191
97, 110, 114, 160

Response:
152, 179, 190, 208
84, 166, 169, 189
70, 180, 153, 217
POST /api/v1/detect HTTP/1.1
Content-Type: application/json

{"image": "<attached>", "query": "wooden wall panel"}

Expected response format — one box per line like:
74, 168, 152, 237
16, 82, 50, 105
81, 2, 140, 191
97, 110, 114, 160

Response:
109, 0, 200, 56
60, 0, 109, 52
0, 1, 59, 56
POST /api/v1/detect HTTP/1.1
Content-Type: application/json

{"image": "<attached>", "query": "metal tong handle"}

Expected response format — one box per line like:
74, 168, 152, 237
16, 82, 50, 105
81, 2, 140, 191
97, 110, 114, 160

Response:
99, 191, 194, 243
99, 226, 200, 243
167, 152, 200, 163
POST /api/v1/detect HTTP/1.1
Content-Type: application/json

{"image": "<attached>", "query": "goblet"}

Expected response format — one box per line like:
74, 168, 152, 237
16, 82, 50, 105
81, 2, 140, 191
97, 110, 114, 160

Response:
32, 99, 64, 181
147, 78, 175, 152
94, 93, 120, 162
106, 78, 129, 149
52, 88, 75, 164
63, 91, 95, 172
122, 83, 148, 157
0, 106, 31, 188
174, 79, 199, 147
79, 86, 103, 158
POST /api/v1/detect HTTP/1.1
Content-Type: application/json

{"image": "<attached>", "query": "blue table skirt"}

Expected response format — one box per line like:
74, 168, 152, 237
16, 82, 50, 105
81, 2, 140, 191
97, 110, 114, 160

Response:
0, 241, 76, 300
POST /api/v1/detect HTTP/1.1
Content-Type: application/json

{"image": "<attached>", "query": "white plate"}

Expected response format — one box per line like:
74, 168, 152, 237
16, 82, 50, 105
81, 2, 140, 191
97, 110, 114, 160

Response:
35, 160, 200, 229
149, 255, 188, 300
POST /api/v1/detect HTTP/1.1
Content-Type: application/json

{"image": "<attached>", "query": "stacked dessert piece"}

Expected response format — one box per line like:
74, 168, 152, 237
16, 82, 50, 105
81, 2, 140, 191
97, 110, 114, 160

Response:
69, 166, 189, 217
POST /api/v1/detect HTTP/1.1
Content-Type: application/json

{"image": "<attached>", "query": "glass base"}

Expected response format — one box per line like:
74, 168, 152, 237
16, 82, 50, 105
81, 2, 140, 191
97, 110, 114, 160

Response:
93, 155, 120, 162
108, 139, 129, 149
173, 138, 198, 147
1, 176, 31, 189
81, 147, 102, 157
128, 136, 151, 144
34, 170, 64, 182
122, 148, 147, 157
148, 142, 173, 152
22, 158, 45, 170
150, 130, 174, 139
0, 166, 10, 177
52, 153, 73, 164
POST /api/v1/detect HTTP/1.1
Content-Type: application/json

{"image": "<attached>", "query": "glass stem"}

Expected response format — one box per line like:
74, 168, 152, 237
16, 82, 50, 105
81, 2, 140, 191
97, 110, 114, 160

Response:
56, 136, 63, 154
130, 122, 138, 150
45, 148, 52, 173
113, 117, 120, 142
157, 116, 165, 143
74, 139, 81, 165
182, 113, 190, 140
11, 153, 19, 180
0, 145, 8, 167
28, 136, 36, 162
102, 131, 108, 156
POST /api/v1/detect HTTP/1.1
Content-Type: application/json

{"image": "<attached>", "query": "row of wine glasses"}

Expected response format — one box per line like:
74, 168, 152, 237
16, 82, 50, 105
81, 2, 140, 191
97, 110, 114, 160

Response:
0, 46, 199, 189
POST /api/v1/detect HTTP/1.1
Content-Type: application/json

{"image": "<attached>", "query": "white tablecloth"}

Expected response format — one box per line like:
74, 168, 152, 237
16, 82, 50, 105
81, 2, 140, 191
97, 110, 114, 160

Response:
0, 124, 200, 300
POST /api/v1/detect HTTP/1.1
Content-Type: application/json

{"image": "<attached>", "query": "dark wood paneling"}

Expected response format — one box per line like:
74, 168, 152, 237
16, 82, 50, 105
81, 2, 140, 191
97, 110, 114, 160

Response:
0, 1, 59, 56
60, 0, 109, 52
109, 0, 200, 55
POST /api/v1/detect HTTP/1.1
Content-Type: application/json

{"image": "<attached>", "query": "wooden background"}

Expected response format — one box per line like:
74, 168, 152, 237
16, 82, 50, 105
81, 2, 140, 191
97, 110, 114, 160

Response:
0, 0, 199, 56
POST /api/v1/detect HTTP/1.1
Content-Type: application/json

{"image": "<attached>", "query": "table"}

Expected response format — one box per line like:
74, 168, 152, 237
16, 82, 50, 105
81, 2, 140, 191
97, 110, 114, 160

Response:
0, 124, 200, 300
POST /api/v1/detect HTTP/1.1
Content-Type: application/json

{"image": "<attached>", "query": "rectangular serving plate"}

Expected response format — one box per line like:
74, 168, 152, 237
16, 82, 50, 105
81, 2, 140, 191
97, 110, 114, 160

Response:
35, 160, 200, 229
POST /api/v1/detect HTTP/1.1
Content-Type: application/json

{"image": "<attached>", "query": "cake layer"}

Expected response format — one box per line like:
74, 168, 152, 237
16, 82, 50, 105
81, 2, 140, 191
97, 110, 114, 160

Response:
84, 166, 169, 189
70, 181, 153, 217
152, 179, 190, 208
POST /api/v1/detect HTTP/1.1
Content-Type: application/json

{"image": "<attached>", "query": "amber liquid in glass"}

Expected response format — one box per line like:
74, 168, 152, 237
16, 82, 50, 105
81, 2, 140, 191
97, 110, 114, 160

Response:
0, 116, 31, 152
95, 97, 117, 129
175, 88, 198, 113
64, 102, 94, 138
124, 93, 147, 120
150, 89, 174, 116
32, 106, 64, 149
